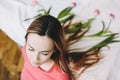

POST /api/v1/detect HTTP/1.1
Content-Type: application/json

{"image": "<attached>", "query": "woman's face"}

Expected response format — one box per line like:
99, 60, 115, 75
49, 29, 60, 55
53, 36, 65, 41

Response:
26, 33, 54, 67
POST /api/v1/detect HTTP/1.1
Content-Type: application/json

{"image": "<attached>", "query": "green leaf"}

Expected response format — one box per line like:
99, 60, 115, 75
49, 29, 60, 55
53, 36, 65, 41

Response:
59, 14, 75, 24
110, 40, 120, 43
45, 6, 52, 15
104, 19, 112, 33
24, 9, 45, 21
81, 18, 95, 28
37, 9, 46, 13
87, 33, 119, 51
57, 7, 73, 19
65, 23, 80, 34
85, 20, 106, 37
24, 14, 42, 21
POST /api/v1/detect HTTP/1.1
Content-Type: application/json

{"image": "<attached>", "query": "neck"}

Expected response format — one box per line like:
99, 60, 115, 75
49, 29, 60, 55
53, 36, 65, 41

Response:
39, 59, 54, 71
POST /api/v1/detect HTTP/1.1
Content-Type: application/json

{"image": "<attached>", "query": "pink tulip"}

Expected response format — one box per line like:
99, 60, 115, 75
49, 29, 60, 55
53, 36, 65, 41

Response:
32, 0, 39, 6
72, 2, 77, 7
94, 9, 100, 15
109, 13, 115, 19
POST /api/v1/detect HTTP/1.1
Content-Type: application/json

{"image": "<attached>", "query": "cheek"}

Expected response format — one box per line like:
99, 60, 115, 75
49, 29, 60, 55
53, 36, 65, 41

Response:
26, 50, 37, 62
39, 53, 53, 62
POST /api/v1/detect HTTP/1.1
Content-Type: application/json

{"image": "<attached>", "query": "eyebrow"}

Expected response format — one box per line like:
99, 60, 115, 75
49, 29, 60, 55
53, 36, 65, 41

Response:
27, 43, 52, 52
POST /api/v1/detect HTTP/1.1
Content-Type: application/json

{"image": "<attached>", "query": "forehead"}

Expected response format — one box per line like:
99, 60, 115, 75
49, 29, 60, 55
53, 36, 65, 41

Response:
27, 33, 54, 50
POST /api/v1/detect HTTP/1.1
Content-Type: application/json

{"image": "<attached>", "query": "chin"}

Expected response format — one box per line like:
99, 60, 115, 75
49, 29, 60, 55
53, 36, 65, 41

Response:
30, 61, 39, 67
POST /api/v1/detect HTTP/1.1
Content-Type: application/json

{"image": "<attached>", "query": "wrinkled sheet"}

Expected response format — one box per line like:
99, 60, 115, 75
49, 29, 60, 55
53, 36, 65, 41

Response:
0, 0, 120, 80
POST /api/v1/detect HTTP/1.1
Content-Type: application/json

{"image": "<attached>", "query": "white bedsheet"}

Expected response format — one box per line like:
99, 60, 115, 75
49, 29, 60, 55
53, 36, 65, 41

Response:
0, 0, 120, 80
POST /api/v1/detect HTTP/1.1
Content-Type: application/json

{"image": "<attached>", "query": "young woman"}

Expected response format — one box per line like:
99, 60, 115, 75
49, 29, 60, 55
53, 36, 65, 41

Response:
21, 15, 74, 80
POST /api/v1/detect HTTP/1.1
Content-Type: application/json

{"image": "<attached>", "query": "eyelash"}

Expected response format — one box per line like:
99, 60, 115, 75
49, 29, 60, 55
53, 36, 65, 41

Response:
28, 48, 34, 51
41, 52, 48, 55
28, 48, 48, 55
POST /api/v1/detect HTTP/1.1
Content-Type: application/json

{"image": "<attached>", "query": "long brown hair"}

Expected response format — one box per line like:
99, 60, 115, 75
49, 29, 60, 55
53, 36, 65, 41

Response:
64, 21, 103, 78
25, 15, 74, 80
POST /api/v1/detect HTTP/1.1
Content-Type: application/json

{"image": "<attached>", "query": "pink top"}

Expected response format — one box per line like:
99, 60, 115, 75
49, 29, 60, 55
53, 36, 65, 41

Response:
21, 46, 69, 80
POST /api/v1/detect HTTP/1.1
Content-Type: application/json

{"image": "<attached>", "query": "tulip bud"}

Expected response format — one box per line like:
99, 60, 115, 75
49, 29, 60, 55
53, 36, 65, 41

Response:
72, 2, 77, 7
109, 13, 115, 19
94, 9, 100, 15
32, 0, 39, 6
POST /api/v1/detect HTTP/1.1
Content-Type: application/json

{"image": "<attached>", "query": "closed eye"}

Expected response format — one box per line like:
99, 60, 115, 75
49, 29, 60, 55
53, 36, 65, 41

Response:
41, 52, 49, 55
28, 47, 34, 51
28, 48, 34, 51
27, 43, 35, 51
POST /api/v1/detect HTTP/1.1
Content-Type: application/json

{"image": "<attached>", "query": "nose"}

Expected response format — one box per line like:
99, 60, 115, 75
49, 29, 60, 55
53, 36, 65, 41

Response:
37, 53, 40, 61
33, 52, 40, 62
